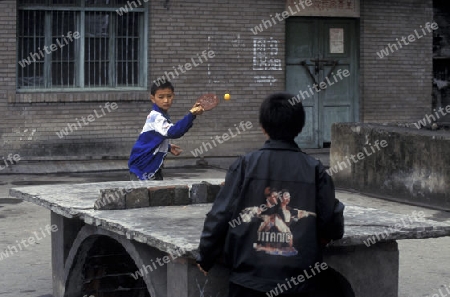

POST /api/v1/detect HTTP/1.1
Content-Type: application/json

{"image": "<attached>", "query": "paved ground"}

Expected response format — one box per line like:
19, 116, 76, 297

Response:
0, 167, 449, 297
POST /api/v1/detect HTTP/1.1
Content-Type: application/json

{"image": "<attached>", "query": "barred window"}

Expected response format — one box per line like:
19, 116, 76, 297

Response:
17, 0, 147, 91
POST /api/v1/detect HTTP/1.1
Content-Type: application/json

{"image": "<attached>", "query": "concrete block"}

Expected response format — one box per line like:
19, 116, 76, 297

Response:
149, 186, 174, 206
173, 185, 190, 205
207, 184, 221, 203
190, 183, 208, 204
125, 187, 149, 209
330, 123, 450, 210
94, 188, 126, 210
190, 182, 221, 204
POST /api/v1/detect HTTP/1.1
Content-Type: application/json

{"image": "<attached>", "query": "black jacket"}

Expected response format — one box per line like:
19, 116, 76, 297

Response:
197, 139, 344, 293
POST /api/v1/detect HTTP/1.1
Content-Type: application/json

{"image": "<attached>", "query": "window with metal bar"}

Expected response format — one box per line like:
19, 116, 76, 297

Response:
17, 0, 147, 91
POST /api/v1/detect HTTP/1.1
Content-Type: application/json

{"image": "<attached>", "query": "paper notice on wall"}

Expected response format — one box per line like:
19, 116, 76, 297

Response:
330, 28, 344, 54
286, 0, 360, 17
253, 37, 282, 71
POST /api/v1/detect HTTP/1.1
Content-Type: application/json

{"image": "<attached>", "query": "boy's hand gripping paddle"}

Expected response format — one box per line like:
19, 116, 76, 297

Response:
196, 93, 219, 111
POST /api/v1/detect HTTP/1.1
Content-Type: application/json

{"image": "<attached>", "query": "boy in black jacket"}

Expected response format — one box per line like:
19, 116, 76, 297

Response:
196, 92, 346, 297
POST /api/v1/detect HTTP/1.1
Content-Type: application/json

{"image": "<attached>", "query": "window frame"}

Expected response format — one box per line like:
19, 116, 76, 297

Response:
16, 0, 148, 93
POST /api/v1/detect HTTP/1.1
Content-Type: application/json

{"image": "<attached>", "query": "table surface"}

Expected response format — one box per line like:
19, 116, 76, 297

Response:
10, 179, 450, 257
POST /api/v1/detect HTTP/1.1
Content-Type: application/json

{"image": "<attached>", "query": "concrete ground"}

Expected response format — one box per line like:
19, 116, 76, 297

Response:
0, 167, 449, 297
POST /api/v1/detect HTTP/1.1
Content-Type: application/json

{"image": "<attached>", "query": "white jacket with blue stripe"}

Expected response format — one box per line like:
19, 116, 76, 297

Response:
128, 104, 196, 180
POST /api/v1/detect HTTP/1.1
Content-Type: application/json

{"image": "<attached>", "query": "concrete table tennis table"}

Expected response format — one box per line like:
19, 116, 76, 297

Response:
10, 179, 450, 297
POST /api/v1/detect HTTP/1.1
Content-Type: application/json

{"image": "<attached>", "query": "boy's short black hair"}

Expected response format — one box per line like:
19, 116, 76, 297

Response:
150, 81, 174, 95
259, 92, 305, 141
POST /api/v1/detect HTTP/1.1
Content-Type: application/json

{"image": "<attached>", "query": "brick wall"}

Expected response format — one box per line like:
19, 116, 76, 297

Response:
0, 0, 437, 161
0, 0, 279, 161
0, 0, 20, 158
360, 0, 433, 123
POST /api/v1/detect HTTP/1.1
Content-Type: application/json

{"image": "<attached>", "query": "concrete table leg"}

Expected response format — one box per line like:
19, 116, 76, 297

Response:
51, 212, 84, 297
167, 241, 398, 297
324, 241, 399, 297
167, 259, 229, 297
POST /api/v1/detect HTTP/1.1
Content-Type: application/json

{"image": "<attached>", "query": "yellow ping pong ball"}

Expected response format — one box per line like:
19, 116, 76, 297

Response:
224, 93, 230, 100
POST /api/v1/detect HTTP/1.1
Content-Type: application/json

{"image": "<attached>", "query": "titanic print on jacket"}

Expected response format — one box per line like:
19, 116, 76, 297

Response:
240, 187, 316, 256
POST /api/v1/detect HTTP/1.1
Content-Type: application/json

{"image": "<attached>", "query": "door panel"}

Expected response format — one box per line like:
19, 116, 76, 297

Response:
286, 64, 318, 145
321, 20, 357, 143
295, 106, 315, 145
286, 19, 319, 148
286, 18, 359, 148
286, 19, 317, 64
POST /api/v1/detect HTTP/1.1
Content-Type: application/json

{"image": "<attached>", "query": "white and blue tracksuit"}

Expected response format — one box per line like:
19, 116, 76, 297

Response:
128, 104, 196, 180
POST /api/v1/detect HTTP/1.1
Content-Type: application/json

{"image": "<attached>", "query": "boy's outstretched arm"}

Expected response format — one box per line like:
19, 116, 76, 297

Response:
197, 157, 245, 273
153, 103, 204, 139
315, 163, 345, 241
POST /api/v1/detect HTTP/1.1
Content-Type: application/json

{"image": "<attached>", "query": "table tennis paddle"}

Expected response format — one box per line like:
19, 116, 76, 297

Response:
196, 93, 219, 111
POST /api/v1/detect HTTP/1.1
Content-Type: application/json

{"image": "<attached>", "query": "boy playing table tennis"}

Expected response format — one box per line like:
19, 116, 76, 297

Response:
197, 92, 347, 297
128, 81, 204, 180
